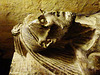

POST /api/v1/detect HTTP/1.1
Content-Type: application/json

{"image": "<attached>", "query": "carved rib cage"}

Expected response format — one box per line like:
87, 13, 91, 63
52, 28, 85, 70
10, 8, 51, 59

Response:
10, 11, 100, 75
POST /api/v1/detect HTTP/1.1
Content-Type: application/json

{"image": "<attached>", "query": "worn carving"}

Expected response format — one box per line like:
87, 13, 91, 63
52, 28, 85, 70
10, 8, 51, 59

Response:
11, 11, 100, 75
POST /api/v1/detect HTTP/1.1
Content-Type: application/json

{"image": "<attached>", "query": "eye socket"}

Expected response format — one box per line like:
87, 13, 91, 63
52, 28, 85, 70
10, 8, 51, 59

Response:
38, 15, 47, 24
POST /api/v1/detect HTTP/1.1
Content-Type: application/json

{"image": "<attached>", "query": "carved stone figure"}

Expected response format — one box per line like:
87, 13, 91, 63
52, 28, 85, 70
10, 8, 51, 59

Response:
11, 11, 100, 75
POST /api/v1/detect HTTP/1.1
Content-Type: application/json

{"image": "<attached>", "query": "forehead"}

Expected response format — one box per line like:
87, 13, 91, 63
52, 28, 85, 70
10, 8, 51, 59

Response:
43, 11, 72, 16
42, 11, 73, 22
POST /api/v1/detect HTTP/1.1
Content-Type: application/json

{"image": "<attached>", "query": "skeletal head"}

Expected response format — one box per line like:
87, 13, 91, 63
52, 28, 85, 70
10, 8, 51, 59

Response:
19, 11, 76, 52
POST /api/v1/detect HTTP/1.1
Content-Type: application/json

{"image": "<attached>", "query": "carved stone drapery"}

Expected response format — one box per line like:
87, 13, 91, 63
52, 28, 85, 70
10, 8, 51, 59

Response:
10, 11, 100, 75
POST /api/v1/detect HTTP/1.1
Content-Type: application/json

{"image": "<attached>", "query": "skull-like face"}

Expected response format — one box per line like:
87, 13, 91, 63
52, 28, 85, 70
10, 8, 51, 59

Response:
11, 12, 100, 74
14, 12, 75, 52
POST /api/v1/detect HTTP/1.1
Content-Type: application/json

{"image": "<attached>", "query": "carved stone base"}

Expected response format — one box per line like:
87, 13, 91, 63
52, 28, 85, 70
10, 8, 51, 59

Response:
9, 52, 53, 75
9, 51, 83, 75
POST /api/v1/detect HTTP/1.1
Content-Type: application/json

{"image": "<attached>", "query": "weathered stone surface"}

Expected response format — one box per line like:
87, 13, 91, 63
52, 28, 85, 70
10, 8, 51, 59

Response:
0, 0, 99, 58
9, 52, 82, 75
9, 10, 100, 74
0, 0, 99, 24
9, 52, 54, 75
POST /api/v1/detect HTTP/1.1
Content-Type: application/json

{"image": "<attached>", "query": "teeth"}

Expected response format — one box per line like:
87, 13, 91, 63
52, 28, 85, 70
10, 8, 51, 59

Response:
41, 39, 56, 48
42, 42, 47, 48
46, 39, 52, 47
42, 39, 52, 48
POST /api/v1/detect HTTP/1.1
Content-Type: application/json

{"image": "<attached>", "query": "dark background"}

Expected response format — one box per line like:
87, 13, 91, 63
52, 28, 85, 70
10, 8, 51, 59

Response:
0, 58, 12, 75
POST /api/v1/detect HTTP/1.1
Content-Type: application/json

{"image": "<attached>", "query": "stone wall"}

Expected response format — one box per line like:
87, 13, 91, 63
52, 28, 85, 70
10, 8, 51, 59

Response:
0, 0, 99, 58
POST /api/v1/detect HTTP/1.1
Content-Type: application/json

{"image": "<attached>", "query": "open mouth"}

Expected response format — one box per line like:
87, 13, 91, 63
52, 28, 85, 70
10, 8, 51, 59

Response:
40, 39, 56, 48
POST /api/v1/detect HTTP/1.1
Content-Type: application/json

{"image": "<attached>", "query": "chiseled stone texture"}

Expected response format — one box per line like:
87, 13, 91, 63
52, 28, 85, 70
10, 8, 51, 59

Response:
0, 0, 99, 58
9, 52, 54, 75
0, 0, 99, 24
9, 52, 82, 75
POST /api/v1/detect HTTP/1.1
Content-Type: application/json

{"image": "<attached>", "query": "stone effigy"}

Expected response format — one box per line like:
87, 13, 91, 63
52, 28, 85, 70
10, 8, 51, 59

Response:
10, 11, 100, 75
